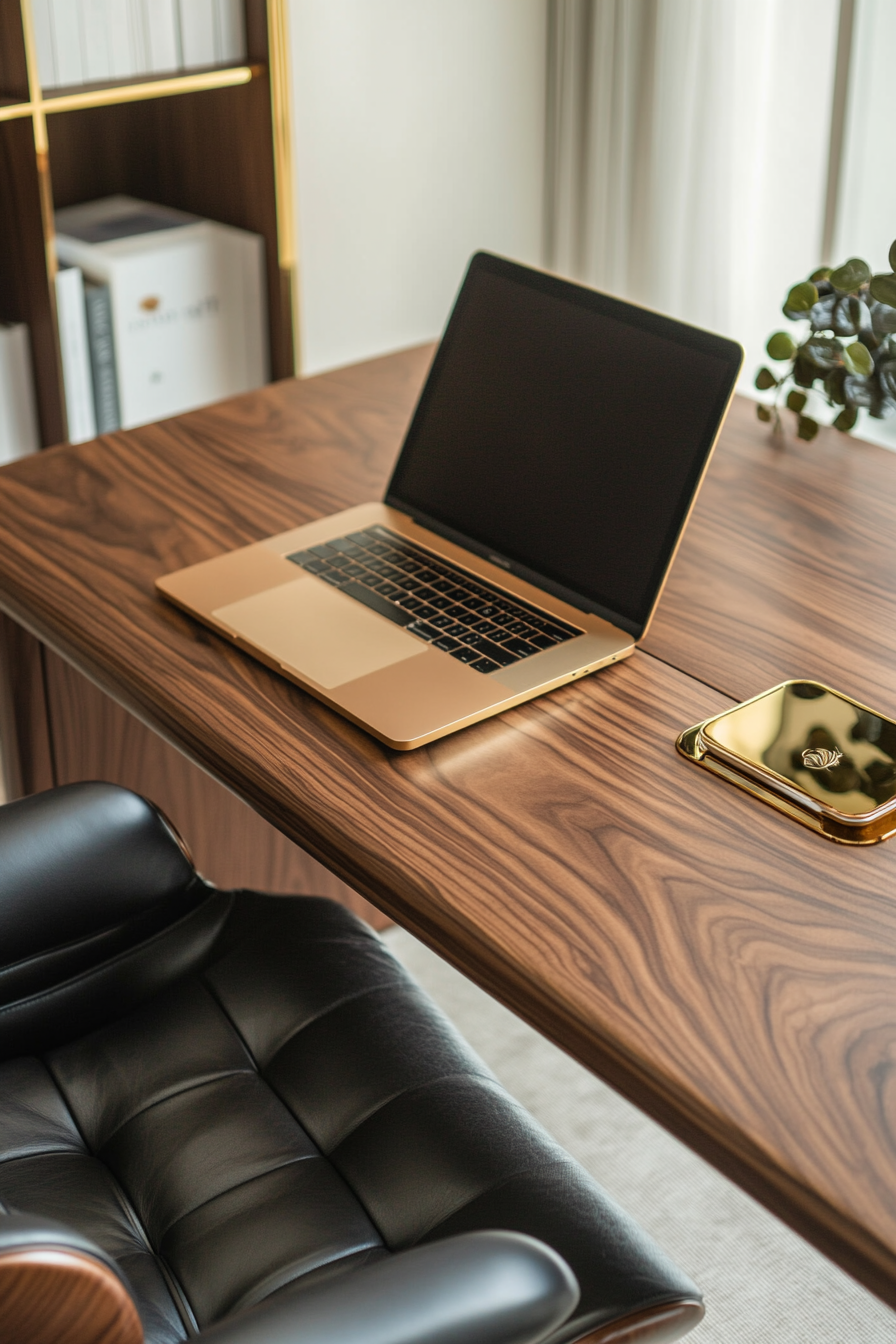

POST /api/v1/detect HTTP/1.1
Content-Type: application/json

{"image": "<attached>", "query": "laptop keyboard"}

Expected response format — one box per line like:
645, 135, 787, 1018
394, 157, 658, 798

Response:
286, 525, 582, 674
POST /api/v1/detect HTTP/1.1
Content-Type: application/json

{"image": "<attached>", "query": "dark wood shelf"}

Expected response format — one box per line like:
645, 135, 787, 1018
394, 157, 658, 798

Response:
0, 0, 339, 910
0, 0, 296, 447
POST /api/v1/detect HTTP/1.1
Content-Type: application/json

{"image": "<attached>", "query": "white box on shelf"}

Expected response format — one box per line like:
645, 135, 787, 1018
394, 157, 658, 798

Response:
0, 324, 41, 464
180, 0, 217, 68
55, 265, 98, 443
55, 195, 269, 431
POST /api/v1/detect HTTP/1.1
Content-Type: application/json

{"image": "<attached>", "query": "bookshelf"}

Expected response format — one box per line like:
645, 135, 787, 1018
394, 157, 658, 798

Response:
0, 2, 384, 919
0, 0, 298, 447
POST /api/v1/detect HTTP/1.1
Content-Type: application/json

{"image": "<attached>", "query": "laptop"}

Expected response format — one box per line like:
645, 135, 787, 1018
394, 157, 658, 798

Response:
157, 252, 743, 749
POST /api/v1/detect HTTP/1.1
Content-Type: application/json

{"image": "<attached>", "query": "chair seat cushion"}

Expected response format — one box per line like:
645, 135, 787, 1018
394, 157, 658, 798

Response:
0, 896, 698, 1343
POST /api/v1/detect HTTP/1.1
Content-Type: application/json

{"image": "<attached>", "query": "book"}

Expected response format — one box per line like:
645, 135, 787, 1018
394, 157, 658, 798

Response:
31, 0, 57, 89
84, 282, 121, 433
55, 195, 269, 430
213, 0, 246, 64
128, 0, 148, 73
108, 0, 139, 80
55, 264, 97, 443
180, 0, 217, 68
49, 0, 84, 87
141, 0, 181, 74
30, 0, 246, 91
80, 0, 113, 84
0, 324, 41, 463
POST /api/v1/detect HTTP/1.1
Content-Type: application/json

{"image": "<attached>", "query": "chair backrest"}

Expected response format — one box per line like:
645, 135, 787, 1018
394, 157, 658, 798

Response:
0, 783, 229, 1061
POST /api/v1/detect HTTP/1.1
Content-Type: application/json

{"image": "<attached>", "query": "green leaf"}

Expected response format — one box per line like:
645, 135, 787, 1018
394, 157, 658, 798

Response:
870, 394, 896, 420
844, 374, 874, 407
797, 414, 819, 441
870, 273, 896, 307
756, 403, 772, 423
871, 301, 896, 335
833, 295, 871, 335
825, 368, 847, 404
809, 267, 832, 283
754, 367, 777, 390
803, 336, 841, 370
829, 257, 871, 293
878, 358, 896, 400
889, 240, 896, 273
793, 357, 817, 388
834, 406, 858, 432
786, 389, 807, 413
783, 281, 818, 315
810, 294, 837, 330
842, 341, 874, 376
766, 331, 796, 361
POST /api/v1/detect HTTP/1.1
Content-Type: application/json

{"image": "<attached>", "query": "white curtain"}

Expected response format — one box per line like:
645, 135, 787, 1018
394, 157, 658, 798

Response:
544, 0, 840, 390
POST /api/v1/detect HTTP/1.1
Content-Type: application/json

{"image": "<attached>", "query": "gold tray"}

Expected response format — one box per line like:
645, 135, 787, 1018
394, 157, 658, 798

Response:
677, 680, 896, 845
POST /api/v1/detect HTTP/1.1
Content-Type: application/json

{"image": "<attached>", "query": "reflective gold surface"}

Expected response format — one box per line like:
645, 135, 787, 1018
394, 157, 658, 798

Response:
678, 680, 896, 844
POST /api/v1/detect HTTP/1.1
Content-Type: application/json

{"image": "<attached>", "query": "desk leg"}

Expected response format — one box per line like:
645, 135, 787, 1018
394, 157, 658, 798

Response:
0, 614, 56, 800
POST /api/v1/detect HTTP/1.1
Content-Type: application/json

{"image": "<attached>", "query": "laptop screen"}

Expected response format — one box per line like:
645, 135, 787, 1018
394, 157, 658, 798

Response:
386, 253, 742, 638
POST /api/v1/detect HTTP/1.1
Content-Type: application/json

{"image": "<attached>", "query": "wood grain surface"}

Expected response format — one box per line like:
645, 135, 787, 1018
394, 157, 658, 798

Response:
0, 349, 896, 1305
0, 1248, 143, 1344
644, 397, 896, 715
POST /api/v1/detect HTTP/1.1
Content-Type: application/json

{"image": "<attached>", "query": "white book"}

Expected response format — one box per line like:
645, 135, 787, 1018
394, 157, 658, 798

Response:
180, 0, 216, 68
141, 0, 181, 73
50, 0, 84, 87
0, 324, 41, 464
80, 0, 113, 83
107, 0, 138, 80
31, 0, 57, 89
55, 265, 98, 443
213, 0, 245, 64
55, 195, 268, 431
128, 0, 147, 73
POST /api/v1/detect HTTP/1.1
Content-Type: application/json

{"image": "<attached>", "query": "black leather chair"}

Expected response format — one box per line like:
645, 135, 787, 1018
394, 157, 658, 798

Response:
0, 783, 703, 1344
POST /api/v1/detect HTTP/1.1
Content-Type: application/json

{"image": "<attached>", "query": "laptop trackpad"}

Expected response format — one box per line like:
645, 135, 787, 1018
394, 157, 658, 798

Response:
213, 577, 426, 689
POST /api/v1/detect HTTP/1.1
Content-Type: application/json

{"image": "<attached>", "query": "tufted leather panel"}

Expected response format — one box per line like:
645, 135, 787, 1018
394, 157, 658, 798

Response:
0, 785, 701, 1344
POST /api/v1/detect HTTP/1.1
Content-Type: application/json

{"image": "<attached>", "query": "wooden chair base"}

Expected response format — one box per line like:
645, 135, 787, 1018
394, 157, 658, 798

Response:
0, 1248, 143, 1344
576, 1299, 705, 1344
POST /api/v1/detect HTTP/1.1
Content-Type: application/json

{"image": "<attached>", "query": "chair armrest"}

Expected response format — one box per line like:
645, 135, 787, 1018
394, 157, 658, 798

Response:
200, 1231, 579, 1344
0, 782, 198, 970
0, 1213, 143, 1344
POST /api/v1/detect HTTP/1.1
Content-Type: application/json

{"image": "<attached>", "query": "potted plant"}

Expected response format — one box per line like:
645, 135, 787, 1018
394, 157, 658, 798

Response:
755, 239, 896, 441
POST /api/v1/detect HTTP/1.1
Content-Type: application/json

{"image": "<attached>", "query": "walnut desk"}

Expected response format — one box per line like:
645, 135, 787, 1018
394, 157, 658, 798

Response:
0, 348, 895, 1310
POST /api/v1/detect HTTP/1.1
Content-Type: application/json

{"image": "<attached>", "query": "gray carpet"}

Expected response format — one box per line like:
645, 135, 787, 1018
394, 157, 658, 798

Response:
385, 928, 896, 1343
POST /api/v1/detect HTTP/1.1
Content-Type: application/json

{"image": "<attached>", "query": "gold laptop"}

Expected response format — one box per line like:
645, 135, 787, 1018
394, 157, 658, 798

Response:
158, 253, 743, 749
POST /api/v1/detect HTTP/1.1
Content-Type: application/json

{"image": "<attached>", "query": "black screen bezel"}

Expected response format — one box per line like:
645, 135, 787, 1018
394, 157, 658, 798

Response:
385, 251, 743, 639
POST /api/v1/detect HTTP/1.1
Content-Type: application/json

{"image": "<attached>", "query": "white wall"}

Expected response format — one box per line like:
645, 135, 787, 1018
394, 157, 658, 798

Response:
289, 0, 547, 376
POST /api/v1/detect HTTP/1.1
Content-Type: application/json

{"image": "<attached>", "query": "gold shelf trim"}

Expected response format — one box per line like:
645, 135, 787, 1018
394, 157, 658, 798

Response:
44, 66, 259, 114
0, 101, 35, 123
0, 66, 259, 123
266, 0, 300, 373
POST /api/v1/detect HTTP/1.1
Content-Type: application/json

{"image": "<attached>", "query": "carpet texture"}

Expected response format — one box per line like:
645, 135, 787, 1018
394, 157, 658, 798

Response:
385, 928, 896, 1343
